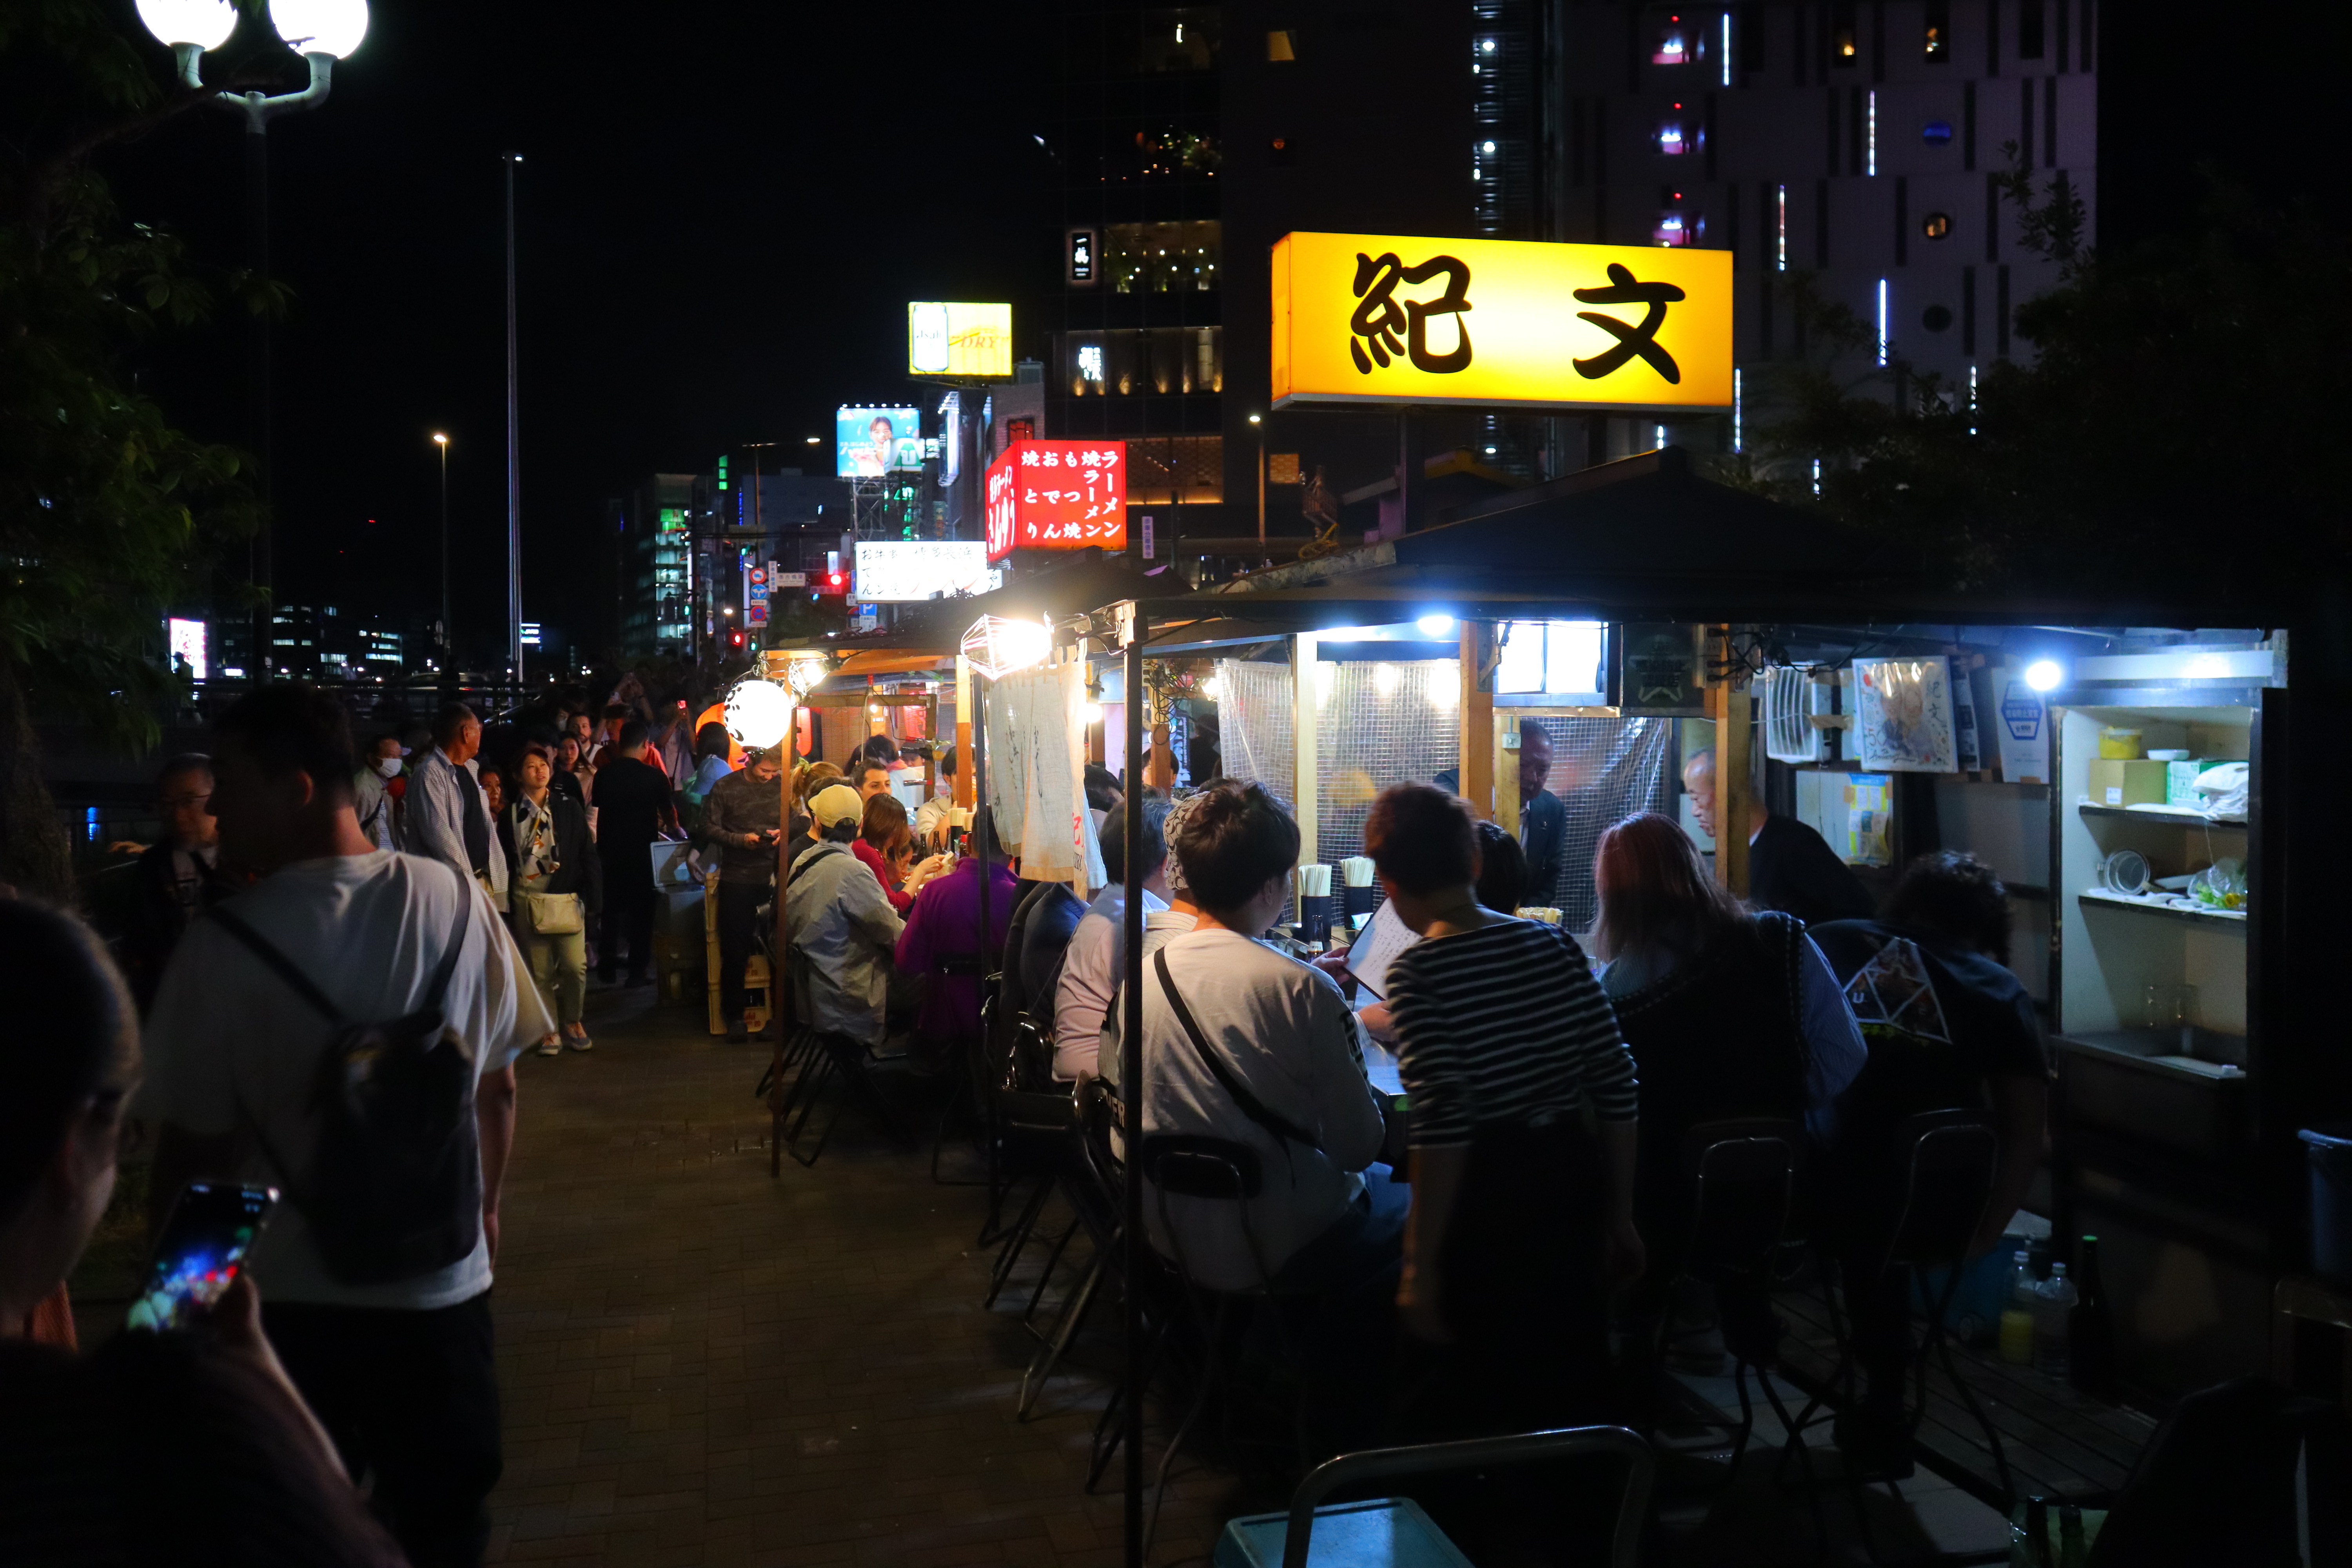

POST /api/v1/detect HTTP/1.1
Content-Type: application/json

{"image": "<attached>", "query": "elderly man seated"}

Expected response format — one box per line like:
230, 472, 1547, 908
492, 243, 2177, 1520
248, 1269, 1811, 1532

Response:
784, 784, 905, 1047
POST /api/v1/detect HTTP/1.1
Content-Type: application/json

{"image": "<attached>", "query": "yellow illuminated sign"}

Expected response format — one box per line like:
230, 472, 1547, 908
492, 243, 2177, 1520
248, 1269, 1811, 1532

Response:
1270, 232, 1732, 412
908, 301, 1013, 379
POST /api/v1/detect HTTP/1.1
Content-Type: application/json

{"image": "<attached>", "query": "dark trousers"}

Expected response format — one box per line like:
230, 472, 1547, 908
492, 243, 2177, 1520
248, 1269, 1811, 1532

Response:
716, 874, 771, 1022
263, 1292, 502, 1568
598, 860, 655, 979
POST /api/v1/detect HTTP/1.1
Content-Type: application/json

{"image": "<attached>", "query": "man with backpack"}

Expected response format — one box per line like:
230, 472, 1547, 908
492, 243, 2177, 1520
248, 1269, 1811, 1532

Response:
140, 685, 551, 1568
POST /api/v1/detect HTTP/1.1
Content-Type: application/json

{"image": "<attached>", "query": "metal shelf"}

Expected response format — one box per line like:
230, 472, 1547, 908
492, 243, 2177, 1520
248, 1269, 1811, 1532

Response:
2077, 889, 2248, 929
2078, 802, 2247, 830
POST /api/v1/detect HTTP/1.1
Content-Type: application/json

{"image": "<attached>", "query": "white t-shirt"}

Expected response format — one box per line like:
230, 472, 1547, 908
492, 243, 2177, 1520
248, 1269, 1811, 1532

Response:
1052, 884, 1167, 1081
1099, 926, 1387, 1292
140, 850, 550, 1310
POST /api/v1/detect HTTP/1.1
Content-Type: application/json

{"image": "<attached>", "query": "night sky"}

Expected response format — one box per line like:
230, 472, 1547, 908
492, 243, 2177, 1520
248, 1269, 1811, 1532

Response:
109, 0, 1055, 661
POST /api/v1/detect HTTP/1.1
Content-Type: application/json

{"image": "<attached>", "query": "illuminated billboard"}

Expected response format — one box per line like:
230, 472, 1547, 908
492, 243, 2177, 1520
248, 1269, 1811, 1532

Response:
1270, 231, 1733, 412
984, 440, 1127, 561
835, 406, 923, 477
855, 541, 990, 602
907, 302, 1013, 378
167, 617, 208, 681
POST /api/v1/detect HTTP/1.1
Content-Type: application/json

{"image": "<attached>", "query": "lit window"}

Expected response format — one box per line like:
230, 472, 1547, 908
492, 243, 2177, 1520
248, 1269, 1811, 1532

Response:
1655, 120, 1690, 155
1922, 120, 1954, 146
1921, 211, 1953, 240
1651, 211, 1696, 246
1924, 0, 1949, 59
1651, 19, 1689, 64
1830, 1, 1858, 64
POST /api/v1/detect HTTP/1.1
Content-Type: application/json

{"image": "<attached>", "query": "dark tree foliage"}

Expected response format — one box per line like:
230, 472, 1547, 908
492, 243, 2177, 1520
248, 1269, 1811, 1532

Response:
1730, 148, 2348, 610
0, 0, 291, 895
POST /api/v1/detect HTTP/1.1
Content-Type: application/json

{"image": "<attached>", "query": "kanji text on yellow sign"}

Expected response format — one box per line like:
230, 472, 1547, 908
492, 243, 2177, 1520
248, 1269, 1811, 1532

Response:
1270, 232, 1732, 412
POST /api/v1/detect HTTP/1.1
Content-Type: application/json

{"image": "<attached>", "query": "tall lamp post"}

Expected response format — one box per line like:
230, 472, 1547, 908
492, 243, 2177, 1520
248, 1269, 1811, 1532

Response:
503, 151, 524, 688
136, 0, 370, 681
432, 432, 451, 671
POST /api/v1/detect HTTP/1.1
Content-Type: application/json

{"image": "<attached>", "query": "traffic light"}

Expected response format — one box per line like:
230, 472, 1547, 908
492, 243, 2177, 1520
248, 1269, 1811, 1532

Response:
820, 568, 848, 595
729, 629, 744, 648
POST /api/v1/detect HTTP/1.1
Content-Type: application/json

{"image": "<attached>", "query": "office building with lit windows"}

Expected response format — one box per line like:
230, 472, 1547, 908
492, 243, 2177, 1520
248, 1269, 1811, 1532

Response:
1527, 1, 2094, 457
1045, 6, 1232, 548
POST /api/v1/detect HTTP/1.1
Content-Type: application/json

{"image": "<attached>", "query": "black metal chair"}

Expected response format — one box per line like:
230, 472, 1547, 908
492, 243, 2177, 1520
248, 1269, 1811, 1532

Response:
770, 944, 911, 1167
1018, 1077, 1130, 1425
1213, 1423, 1656, 1568
1783, 1109, 2012, 1555
1669, 1119, 1814, 1481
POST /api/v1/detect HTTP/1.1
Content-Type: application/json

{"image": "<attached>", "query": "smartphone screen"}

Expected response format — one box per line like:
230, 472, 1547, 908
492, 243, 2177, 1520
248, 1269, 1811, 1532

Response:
126, 1181, 277, 1332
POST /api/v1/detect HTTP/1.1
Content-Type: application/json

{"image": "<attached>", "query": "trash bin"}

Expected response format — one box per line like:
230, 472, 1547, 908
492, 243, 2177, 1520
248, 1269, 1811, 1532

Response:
2299, 1125, 2352, 1287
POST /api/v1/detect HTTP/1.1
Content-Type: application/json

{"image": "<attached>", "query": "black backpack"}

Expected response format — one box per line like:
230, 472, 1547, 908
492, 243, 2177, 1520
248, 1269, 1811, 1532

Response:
211, 892, 483, 1287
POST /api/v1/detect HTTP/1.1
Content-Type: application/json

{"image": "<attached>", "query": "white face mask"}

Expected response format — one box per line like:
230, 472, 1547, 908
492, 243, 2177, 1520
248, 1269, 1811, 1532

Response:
376, 756, 405, 779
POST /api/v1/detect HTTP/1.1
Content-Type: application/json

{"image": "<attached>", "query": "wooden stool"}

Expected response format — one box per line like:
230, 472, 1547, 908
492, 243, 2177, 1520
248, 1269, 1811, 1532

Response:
704, 871, 771, 1036
2272, 1274, 2352, 1412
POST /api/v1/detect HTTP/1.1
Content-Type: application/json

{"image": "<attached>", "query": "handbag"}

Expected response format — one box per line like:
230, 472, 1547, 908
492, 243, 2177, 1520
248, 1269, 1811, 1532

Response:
517, 891, 584, 935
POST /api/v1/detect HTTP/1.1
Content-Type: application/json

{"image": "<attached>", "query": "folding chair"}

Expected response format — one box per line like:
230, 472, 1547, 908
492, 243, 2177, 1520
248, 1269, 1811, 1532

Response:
1214, 1424, 1655, 1568
1783, 1109, 2011, 1554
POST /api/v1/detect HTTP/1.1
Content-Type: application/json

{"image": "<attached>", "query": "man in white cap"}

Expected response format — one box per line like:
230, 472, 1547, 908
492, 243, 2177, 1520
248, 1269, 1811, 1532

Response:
783, 784, 904, 1047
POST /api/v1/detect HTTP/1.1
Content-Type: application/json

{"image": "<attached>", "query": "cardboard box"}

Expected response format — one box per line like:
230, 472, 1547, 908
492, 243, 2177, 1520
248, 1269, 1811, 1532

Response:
2166, 758, 2245, 808
2089, 759, 2166, 808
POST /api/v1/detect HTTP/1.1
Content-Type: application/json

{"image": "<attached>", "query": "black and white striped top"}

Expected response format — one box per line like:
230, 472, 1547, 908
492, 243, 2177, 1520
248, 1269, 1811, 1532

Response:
1385, 919, 1638, 1149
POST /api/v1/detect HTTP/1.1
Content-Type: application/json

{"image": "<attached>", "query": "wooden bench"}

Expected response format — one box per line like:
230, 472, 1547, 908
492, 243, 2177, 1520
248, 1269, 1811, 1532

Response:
1771, 1284, 2158, 1508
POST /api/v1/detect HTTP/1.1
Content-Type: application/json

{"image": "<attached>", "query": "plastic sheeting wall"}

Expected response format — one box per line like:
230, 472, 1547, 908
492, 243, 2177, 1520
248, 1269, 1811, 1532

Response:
1214, 658, 1294, 801
1531, 716, 1676, 933
1316, 659, 1462, 872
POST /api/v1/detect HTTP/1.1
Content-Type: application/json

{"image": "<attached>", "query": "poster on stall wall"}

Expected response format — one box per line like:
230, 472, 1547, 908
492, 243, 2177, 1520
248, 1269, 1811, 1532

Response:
1995, 664, 2051, 784
1851, 657, 1960, 773
1795, 770, 1895, 867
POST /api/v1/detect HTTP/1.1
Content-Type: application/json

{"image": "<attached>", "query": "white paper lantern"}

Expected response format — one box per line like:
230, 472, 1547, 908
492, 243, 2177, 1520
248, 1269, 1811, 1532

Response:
723, 678, 793, 751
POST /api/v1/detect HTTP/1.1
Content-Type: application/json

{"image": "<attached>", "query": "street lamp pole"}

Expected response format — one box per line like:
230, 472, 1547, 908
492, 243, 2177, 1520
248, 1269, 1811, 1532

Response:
433, 432, 450, 669
503, 151, 524, 688
142, 0, 370, 681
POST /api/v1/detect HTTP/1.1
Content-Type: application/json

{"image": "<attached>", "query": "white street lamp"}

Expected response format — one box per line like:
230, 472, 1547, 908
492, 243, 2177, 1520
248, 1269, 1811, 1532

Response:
269, 0, 368, 59
137, 0, 369, 681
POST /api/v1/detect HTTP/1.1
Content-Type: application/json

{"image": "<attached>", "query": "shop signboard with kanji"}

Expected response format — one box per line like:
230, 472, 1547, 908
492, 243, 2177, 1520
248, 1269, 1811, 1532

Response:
984, 439, 1128, 561
1270, 231, 1732, 412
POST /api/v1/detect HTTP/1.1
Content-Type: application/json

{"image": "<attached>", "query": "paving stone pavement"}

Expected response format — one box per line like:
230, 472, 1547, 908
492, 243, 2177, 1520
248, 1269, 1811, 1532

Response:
483, 983, 1240, 1568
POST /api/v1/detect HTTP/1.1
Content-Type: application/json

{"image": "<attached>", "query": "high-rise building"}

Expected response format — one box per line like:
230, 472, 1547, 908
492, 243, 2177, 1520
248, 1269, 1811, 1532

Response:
1544, 0, 2093, 457
1046, 6, 1232, 552
615, 475, 698, 664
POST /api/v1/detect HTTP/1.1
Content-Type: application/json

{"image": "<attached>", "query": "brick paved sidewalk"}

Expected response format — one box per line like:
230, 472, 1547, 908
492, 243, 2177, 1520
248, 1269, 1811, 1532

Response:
484, 984, 1241, 1568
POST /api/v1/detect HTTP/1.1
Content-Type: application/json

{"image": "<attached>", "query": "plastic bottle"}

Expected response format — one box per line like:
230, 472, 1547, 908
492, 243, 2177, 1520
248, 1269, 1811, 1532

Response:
2069, 1236, 2118, 1399
2035, 1262, 2078, 1381
1998, 1250, 2038, 1365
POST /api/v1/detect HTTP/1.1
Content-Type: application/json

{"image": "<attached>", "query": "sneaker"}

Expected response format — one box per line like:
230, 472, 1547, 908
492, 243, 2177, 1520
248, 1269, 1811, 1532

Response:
536, 1036, 562, 1057
567, 1032, 593, 1053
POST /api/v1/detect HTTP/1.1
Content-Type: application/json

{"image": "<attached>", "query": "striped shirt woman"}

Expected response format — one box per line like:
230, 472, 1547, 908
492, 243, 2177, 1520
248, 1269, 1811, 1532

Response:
1361, 783, 1642, 1432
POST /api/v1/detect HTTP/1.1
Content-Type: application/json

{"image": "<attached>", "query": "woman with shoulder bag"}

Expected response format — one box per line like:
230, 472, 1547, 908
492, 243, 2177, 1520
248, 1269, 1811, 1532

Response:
503, 744, 603, 1057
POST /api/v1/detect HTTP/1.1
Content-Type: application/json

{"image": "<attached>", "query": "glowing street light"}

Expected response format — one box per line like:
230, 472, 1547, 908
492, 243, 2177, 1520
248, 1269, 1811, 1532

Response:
961, 615, 1052, 681
139, 0, 369, 680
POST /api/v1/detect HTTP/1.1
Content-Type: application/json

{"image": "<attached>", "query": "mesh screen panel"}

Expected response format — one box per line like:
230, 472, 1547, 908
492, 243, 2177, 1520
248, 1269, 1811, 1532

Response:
1214, 658, 1294, 799
1525, 715, 1676, 933
1316, 659, 1462, 871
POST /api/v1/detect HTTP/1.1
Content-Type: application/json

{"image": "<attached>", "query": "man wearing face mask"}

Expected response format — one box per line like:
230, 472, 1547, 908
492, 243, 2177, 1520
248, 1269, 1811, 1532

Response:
353, 733, 407, 854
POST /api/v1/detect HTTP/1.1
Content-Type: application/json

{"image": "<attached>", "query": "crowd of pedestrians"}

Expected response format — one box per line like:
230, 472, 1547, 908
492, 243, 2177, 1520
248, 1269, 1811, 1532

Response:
1, 662, 2059, 1564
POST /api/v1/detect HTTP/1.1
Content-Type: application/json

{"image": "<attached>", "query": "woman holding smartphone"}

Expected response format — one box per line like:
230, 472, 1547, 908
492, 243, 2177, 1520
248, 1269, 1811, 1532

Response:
0, 898, 402, 1565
